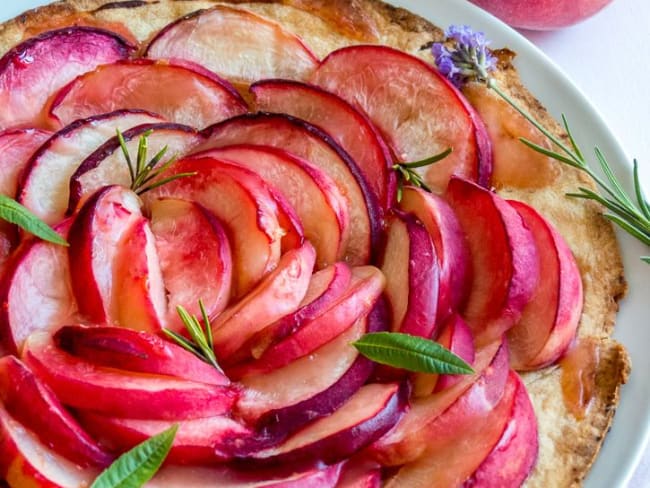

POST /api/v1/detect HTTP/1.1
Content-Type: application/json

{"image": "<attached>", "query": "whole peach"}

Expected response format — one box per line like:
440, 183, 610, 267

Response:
469, 0, 613, 30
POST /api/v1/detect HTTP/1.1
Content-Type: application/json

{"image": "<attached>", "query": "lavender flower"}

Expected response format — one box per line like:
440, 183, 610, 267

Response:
431, 25, 497, 87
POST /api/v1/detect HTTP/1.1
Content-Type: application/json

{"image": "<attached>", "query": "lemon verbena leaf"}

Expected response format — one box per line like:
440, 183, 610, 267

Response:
91, 424, 177, 488
0, 195, 68, 246
352, 332, 473, 375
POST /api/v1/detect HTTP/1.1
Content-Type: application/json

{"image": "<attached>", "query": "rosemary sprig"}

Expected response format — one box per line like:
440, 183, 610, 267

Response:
116, 129, 196, 195
393, 148, 452, 201
163, 300, 223, 373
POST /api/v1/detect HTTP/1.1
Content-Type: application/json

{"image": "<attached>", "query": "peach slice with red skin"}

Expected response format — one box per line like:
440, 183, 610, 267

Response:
0, 27, 134, 130
54, 325, 229, 386
145, 5, 319, 84
0, 403, 99, 488
143, 157, 284, 298
444, 177, 539, 343
0, 356, 112, 467
189, 144, 349, 268
19, 110, 163, 225
49, 58, 247, 129
211, 242, 316, 361
227, 266, 385, 376
380, 211, 439, 339
67, 122, 203, 213
78, 413, 253, 465
23, 332, 238, 420
200, 113, 381, 265
384, 371, 520, 488
398, 186, 471, 322
0, 219, 76, 354
239, 262, 353, 362
68, 185, 142, 325
114, 217, 167, 332
250, 79, 395, 209
461, 372, 538, 487
507, 200, 583, 370
150, 198, 233, 331
368, 340, 509, 466
244, 382, 408, 467
310, 45, 492, 191
412, 314, 475, 397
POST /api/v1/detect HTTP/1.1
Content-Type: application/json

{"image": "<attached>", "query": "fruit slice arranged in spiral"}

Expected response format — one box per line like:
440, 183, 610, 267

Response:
19, 110, 163, 225
201, 113, 381, 265
0, 219, 76, 354
398, 186, 471, 323
0, 27, 134, 130
311, 45, 493, 191
380, 211, 439, 339
68, 185, 142, 325
23, 332, 238, 420
0, 402, 99, 488
49, 59, 248, 128
0, 356, 112, 467
250, 79, 395, 209
143, 157, 286, 298
506, 200, 583, 370
145, 5, 320, 84
444, 177, 539, 343
54, 325, 229, 386
68, 122, 203, 212
150, 198, 233, 331
190, 144, 349, 269
0, 128, 52, 200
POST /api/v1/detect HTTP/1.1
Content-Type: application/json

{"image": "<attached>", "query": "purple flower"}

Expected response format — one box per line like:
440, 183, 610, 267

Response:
432, 25, 497, 87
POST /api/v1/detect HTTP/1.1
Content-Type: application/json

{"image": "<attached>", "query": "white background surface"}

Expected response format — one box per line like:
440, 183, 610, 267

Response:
0, 0, 648, 486
520, 2, 649, 486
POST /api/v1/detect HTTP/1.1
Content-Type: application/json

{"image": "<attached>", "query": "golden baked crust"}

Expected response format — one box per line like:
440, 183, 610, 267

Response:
0, 1, 629, 486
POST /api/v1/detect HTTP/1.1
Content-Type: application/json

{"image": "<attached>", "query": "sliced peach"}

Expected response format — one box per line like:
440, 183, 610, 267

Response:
211, 242, 316, 361
0, 27, 134, 130
200, 113, 381, 265
145, 5, 319, 84
143, 157, 284, 297
0, 128, 51, 198
0, 219, 76, 354
311, 45, 492, 191
507, 200, 583, 370
19, 110, 163, 225
150, 198, 232, 331
50, 58, 247, 128
23, 333, 237, 420
445, 177, 539, 343
68, 185, 142, 325
251, 79, 395, 209
190, 144, 349, 268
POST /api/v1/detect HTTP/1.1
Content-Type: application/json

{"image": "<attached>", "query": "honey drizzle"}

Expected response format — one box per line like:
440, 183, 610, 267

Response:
559, 338, 600, 420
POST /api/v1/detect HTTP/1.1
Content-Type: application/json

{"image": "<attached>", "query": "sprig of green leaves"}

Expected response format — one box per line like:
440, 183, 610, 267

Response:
117, 129, 196, 195
393, 148, 452, 201
0, 194, 68, 246
91, 424, 177, 488
163, 300, 223, 373
352, 332, 474, 375
487, 80, 650, 263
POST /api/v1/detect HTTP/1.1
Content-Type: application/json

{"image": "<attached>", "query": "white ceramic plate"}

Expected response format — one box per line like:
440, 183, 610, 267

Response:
1, 1, 647, 487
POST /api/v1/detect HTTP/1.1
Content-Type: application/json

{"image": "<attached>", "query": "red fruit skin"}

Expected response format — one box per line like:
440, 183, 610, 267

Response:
54, 325, 229, 386
445, 177, 539, 343
462, 372, 539, 487
0, 128, 51, 200
380, 211, 439, 339
469, 0, 612, 30
0, 27, 134, 130
507, 200, 583, 370
0, 356, 112, 468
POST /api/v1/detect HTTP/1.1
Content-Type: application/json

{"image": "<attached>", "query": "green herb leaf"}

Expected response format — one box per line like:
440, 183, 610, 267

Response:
91, 424, 177, 488
392, 148, 451, 202
0, 194, 68, 246
352, 332, 474, 375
